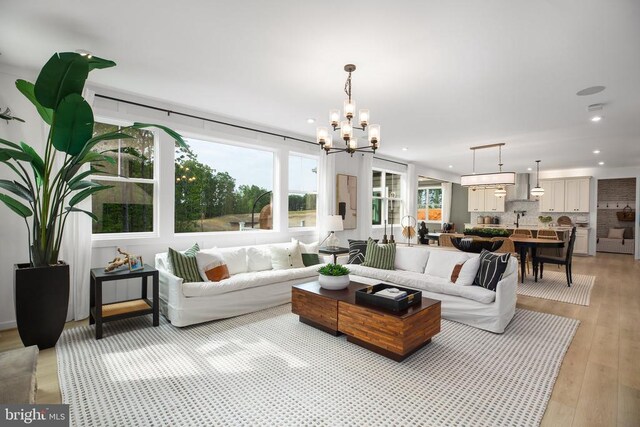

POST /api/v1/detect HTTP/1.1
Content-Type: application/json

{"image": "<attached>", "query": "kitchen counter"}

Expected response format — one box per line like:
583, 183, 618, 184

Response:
464, 223, 589, 231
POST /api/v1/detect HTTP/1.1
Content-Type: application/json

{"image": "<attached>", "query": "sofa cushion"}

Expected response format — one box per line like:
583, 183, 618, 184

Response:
424, 250, 471, 279
347, 264, 496, 304
608, 228, 625, 239
218, 247, 248, 275
362, 238, 396, 270
456, 256, 481, 286
270, 242, 304, 270
168, 244, 201, 282
292, 238, 319, 254
181, 265, 319, 298
394, 246, 430, 273
301, 253, 321, 266
348, 239, 368, 264
474, 250, 511, 291
247, 247, 273, 272
195, 249, 230, 282
166, 243, 199, 276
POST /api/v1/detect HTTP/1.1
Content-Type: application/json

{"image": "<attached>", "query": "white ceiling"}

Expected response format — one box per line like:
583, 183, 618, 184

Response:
2, 0, 639, 175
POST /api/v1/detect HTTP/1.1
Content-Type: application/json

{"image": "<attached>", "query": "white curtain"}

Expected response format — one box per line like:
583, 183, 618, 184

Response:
317, 152, 336, 239
441, 182, 453, 225
357, 153, 373, 239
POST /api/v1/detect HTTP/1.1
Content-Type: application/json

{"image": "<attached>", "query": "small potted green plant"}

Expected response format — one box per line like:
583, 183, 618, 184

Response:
317, 264, 350, 290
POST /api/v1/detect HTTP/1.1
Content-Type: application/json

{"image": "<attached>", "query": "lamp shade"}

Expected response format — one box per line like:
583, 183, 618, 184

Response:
326, 215, 344, 232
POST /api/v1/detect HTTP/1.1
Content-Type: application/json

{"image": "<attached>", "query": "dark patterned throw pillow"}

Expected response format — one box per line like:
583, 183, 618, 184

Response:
348, 239, 368, 264
473, 249, 511, 291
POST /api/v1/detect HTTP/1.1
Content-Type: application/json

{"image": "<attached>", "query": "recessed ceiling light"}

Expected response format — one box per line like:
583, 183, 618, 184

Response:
591, 116, 602, 122
306, 118, 315, 124
448, 165, 453, 168
577, 86, 605, 96
527, 167, 532, 171
598, 161, 604, 165
402, 147, 408, 151
592, 149, 600, 154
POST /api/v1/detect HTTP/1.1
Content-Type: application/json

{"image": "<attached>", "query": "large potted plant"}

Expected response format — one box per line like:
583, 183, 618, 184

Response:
1, 52, 187, 349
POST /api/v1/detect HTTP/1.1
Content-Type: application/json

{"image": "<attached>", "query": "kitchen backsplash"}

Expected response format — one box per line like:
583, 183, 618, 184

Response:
469, 201, 584, 227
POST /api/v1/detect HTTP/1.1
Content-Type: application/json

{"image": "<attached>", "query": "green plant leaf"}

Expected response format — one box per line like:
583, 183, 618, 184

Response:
0, 180, 34, 202
65, 206, 98, 222
69, 180, 101, 191
34, 52, 89, 109
19, 142, 45, 185
66, 167, 101, 184
132, 122, 186, 148
87, 56, 116, 71
0, 193, 33, 218
68, 185, 111, 207
15, 79, 54, 125
51, 93, 94, 155
77, 131, 133, 161
0, 148, 33, 162
0, 137, 23, 150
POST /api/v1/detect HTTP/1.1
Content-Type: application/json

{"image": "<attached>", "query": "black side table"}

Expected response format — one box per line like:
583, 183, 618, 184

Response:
319, 246, 350, 264
89, 264, 159, 339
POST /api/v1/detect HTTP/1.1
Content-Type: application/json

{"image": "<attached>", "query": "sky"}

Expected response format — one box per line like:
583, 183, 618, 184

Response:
185, 138, 317, 193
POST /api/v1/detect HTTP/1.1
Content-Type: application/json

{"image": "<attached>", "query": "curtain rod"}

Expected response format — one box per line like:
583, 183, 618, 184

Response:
94, 94, 317, 146
95, 93, 408, 166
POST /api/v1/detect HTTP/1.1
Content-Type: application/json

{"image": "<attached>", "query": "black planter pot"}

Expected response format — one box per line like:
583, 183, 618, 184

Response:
14, 262, 70, 350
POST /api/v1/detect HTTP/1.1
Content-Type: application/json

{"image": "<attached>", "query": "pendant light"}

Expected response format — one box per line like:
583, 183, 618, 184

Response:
530, 160, 544, 197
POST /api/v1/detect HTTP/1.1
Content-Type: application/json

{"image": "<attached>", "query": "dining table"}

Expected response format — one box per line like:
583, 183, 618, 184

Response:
508, 236, 565, 283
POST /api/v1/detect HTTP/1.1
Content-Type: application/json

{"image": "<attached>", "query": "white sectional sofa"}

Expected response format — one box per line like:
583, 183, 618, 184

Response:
346, 246, 518, 333
155, 243, 326, 327
156, 243, 518, 333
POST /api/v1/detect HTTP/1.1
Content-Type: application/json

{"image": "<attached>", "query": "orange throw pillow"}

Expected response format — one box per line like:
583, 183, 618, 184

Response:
450, 262, 465, 283
205, 264, 230, 282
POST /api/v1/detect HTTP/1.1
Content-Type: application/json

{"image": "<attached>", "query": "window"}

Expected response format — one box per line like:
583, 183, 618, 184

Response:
418, 187, 442, 222
288, 154, 318, 228
175, 138, 274, 233
372, 170, 403, 225
91, 122, 156, 234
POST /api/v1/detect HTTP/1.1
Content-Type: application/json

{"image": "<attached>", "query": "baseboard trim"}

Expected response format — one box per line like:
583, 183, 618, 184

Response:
0, 320, 17, 331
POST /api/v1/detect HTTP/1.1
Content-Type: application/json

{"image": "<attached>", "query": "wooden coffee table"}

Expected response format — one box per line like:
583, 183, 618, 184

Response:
292, 281, 441, 361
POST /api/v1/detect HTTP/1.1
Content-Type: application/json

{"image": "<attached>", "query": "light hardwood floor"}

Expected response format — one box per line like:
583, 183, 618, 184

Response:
1, 252, 638, 426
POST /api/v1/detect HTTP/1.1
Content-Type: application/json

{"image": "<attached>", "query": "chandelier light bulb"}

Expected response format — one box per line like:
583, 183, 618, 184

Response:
348, 138, 358, 150
359, 109, 370, 127
329, 110, 340, 127
324, 135, 333, 148
343, 99, 356, 119
368, 124, 380, 144
340, 121, 353, 140
316, 127, 328, 144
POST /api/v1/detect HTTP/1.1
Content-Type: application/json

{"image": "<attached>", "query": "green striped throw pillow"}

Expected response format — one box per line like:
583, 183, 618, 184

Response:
362, 238, 396, 270
168, 243, 201, 282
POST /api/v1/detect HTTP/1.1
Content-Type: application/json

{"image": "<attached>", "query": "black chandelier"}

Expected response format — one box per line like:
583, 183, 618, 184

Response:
316, 64, 380, 156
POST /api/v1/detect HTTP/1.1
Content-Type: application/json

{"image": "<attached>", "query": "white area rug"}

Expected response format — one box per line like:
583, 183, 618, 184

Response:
518, 270, 595, 306
57, 305, 578, 427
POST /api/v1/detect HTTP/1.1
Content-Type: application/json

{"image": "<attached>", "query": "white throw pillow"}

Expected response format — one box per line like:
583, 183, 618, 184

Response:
455, 256, 481, 286
217, 247, 248, 275
270, 243, 305, 270
424, 250, 471, 279
195, 250, 229, 282
394, 246, 430, 273
291, 238, 319, 254
608, 228, 625, 239
247, 247, 273, 272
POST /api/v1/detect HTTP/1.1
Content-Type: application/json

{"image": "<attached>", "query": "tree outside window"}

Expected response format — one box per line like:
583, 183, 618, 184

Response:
417, 187, 442, 222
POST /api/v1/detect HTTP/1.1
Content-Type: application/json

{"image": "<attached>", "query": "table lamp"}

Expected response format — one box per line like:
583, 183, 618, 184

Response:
321, 215, 344, 249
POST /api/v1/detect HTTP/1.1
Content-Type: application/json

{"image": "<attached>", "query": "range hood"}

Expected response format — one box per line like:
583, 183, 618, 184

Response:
507, 173, 535, 201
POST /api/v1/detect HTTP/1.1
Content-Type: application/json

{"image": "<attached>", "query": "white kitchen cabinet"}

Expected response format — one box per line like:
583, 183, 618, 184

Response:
573, 228, 589, 255
468, 188, 486, 212
484, 189, 505, 212
565, 178, 590, 212
539, 180, 566, 212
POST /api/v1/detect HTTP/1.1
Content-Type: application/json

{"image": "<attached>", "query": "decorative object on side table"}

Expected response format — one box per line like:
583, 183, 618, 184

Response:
105, 248, 142, 272
320, 215, 344, 248
401, 215, 417, 246
317, 264, 350, 290
451, 237, 504, 253
418, 221, 429, 244
1, 51, 187, 349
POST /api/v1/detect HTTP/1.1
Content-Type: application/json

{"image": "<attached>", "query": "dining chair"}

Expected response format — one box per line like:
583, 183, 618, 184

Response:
537, 229, 561, 258
439, 234, 455, 247
537, 227, 576, 286
512, 228, 533, 238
